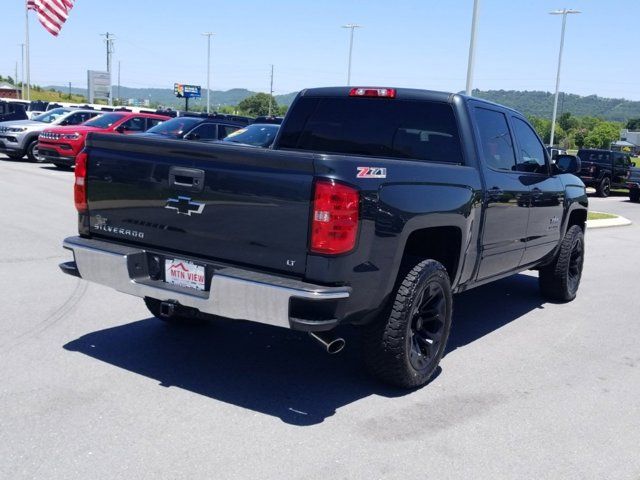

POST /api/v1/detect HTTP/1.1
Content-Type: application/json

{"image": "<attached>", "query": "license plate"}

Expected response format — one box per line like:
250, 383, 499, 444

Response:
164, 258, 206, 291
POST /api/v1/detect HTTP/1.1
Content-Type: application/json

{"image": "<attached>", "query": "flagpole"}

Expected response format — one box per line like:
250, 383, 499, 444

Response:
25, 1, 31, 101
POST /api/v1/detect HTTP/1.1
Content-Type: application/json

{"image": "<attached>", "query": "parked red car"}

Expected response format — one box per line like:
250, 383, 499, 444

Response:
38, 111, 170, 168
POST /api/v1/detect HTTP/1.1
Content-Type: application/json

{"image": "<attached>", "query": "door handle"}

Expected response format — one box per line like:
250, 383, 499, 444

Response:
169, 166, 205, 193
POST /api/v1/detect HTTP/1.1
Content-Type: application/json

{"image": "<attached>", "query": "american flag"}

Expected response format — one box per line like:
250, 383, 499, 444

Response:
27, 0, 75, 37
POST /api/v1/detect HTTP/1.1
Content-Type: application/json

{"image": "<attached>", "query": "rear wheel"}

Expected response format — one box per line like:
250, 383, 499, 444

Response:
144, 297, 204, 325
596, 177, 611, 197
364, 259, 452, 389
630, 189, 640, 203
539, 225, 585, 302
26, 139, 43, 163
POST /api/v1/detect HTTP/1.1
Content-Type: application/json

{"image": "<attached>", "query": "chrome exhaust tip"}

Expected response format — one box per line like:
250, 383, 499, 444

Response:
309, 331, 346, 355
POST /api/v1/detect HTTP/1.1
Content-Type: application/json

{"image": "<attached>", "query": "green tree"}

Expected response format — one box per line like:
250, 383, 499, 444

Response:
625, 118, 640, 130
559, 112, 579, 131
528, 116, 552, 143
237, 93, 278, 116
573, 128, 588, 148
583, 122, 620, 149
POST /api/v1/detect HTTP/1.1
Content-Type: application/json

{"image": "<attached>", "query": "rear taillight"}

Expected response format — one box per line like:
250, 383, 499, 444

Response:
74, 151, 88, 213
310, 180, 359, 255
348, 87, 396, 98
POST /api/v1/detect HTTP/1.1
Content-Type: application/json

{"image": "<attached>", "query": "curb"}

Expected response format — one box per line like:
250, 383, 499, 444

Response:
586, 213, 632, 229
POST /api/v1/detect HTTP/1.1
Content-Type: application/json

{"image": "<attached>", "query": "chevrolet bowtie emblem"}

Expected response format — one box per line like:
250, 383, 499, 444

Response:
165, 196, 205, 216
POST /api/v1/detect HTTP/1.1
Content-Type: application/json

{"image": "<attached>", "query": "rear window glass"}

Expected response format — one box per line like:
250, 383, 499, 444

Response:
278, 97, 463, 164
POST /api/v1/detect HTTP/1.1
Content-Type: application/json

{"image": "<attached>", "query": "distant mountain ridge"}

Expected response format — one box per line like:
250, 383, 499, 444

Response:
46, 85, 297, 111
45, 84, 640, 121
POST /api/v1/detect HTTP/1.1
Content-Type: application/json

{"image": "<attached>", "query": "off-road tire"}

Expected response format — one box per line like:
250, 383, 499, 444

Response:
630, 189, 640, 203
539, 225, 585, 302
596, 177, 611, 197
26, 139, 43, 163
144, 297, 204, 325
363, 259, 452, 389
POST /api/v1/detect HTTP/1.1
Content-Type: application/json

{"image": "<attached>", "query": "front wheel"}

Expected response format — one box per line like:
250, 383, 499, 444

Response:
26, 139, 44, 163
596, 177, 611, 197
539, 225, 585, 302
364, 259, 452, 389
630, 189, 640, 203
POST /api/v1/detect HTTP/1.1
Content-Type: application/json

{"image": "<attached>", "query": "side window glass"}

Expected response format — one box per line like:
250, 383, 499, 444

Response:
121, 117, 146, 132
190, 123, 217, 139
512, 117, 547, 174
66, 113, 84, 125
146, 118, 164, 130
474, 108, 516, 171
218, 125, 240, 139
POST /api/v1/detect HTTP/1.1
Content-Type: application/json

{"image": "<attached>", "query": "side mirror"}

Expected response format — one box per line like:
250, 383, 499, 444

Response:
555, 154, 581, 174
184, 132, 200, 140
115, 125, 126, 133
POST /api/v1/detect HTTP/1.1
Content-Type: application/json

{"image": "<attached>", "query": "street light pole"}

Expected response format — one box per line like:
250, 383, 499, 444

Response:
342, 24, 361, 86
202, 32, 214, 114
465, 0, 480, 96
549, 9, 580, 148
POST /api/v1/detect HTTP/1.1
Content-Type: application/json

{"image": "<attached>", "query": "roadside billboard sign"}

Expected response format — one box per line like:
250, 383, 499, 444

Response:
174, 83, 201, 98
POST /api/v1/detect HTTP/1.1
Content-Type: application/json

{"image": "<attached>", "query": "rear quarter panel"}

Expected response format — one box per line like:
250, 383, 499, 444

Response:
307, 154, 483, 322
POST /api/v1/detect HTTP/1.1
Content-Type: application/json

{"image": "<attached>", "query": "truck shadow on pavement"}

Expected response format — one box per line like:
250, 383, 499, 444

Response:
63, 273, 544, 426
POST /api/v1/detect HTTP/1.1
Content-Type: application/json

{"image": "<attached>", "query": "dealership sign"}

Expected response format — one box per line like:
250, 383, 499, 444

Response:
87, 70, 111, 103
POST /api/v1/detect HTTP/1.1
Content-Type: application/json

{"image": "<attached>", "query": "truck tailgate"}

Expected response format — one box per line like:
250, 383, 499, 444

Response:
85, 134, 315, 275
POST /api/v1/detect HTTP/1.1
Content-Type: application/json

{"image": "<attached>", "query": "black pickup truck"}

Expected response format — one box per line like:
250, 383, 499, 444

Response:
577, 148, 634, 197
60, 87, 588, 388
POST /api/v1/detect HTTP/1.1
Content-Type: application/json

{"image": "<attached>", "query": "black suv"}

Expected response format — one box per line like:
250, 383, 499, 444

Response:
627, 167, 640, 202
142, 113, 252, 141
577, 149, 634, 197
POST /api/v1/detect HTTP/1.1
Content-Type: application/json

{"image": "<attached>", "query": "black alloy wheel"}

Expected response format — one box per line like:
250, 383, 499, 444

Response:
408, 282, 447, 371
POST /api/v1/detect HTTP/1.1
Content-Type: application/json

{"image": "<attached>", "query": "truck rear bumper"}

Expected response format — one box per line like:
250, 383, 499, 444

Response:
61, 236, 350, 331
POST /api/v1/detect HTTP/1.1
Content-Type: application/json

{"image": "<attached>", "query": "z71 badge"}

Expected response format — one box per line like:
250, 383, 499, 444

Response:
357, 167, 387, 179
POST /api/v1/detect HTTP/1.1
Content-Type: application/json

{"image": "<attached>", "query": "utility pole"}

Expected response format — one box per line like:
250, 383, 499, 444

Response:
117, 61, 121, 105
19, 44, 25, 99
202, 32, 214, 114
25, 6, 30, 101
549, 9, 580, 148
68, 81, 71, 100
465, 0, 480, 96
15, 62, 18, 91
101, 32, 115, 105
268, 64, 274, 116
342, 24, 361, 85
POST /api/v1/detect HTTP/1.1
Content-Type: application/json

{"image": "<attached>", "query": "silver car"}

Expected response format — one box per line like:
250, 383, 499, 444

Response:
0, 108, 100, 162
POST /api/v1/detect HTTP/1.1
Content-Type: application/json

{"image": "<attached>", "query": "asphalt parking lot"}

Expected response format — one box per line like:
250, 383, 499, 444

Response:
1, 155, 639, 480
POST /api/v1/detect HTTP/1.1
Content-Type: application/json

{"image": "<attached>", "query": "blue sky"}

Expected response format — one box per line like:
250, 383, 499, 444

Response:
1, 0, 637, 99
